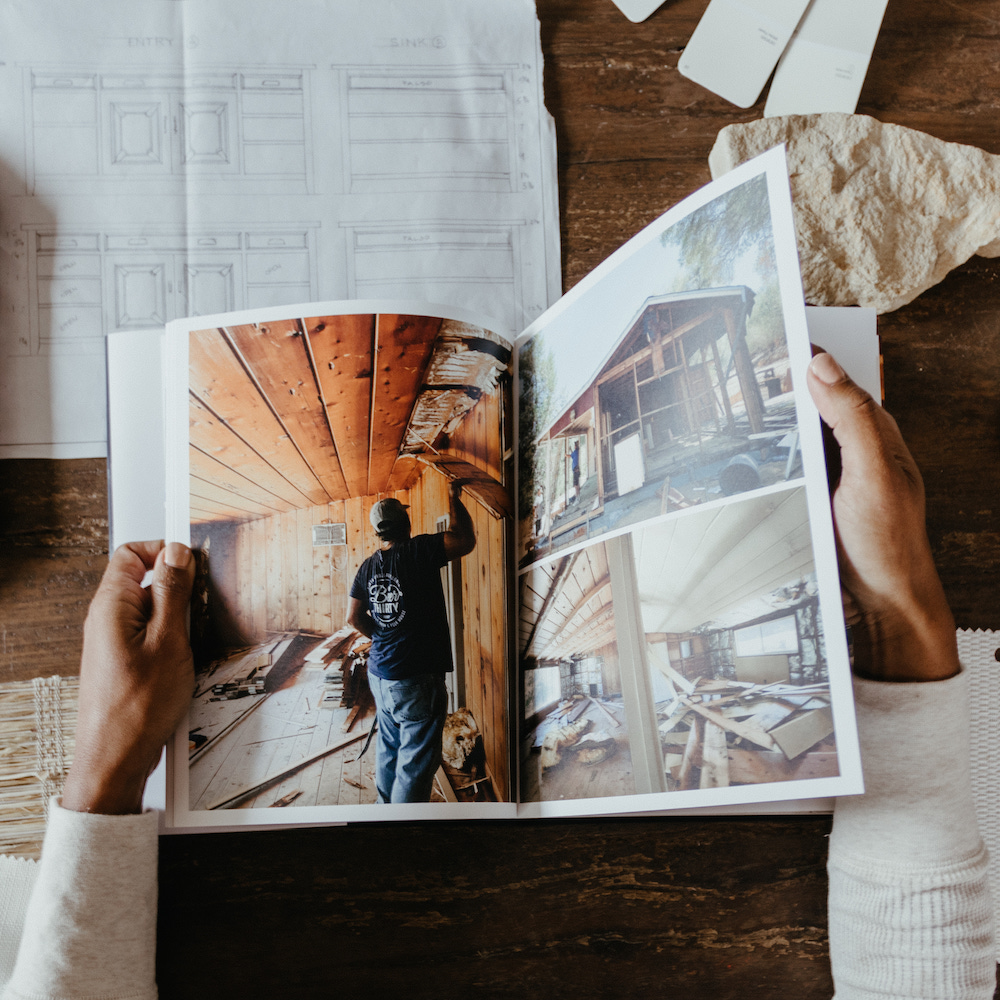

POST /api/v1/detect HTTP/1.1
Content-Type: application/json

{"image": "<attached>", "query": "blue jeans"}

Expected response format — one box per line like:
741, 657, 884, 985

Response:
369, 673, 448, 803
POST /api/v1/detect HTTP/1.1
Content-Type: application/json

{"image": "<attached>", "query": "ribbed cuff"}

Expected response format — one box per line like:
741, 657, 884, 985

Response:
832, 669, 982, 863
3, 800, 158, 1000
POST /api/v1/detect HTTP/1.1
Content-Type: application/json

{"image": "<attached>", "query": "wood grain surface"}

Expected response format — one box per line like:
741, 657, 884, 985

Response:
2, 0, 999, 995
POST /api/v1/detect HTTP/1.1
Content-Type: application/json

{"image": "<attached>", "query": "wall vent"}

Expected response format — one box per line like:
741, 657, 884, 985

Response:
312, 523, 346, 546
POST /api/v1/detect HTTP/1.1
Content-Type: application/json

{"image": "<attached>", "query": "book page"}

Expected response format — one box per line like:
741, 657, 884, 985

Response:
162, 299, 518, 829
110, 302, 876, 823
514, 148, 863, 818
0, 0, 558, 458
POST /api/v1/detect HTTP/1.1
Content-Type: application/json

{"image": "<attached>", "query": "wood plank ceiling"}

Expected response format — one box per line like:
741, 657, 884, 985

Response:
188, 313, 510, 524
519, 487, 813, 664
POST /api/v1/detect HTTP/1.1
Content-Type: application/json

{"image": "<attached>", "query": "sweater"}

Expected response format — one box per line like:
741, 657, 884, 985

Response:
0, 673, 994, 999
828, 671, 995, 997
0, 804, 158, 1000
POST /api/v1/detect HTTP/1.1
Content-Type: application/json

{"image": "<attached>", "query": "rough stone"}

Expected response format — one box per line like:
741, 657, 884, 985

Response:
709, 113, 1000, 313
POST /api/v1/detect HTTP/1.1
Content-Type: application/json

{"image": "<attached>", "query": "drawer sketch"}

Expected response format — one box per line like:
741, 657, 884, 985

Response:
24, 226, 319, 355
24, 68, 313, 194
340, 221, 525, 333
336, 65, 519, 194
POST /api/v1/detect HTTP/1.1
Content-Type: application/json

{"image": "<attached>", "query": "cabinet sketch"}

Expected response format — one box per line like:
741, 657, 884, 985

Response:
337, 65, 520, 194
0, 0, 558, 456
24, 226, 319, 355
24, 67, 313, 194
340, 221, 526, 332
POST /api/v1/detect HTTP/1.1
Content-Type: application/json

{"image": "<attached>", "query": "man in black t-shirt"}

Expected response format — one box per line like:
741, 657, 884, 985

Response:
347, 482, 476, 803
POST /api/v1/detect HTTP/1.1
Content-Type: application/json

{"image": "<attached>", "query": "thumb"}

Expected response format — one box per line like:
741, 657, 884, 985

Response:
808, 351, 887, 474
806, 351, 921, 499
148, 542, 196, 638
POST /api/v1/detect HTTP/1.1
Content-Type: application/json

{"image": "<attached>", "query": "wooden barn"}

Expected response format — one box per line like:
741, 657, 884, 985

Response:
529, 286, 784, 561
519, 487, 837, 803
184, 312, 513, 809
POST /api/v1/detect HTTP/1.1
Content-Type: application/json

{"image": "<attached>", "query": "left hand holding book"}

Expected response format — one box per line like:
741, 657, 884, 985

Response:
61, 541, 196, 815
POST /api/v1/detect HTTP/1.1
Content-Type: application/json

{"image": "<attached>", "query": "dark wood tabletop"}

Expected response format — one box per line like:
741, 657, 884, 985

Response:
2, 0, 998, 995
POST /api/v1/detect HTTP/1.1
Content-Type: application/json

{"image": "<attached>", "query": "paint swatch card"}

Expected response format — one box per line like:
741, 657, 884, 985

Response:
764, 0, 890, 116
678, 0, 811, 107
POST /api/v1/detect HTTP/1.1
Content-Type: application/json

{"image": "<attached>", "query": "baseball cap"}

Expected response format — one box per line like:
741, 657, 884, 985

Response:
370, 498, 410, 535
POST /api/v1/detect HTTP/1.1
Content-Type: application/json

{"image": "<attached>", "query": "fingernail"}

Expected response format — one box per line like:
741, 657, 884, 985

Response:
809, 352, 845, 385
164, 542, 192, 568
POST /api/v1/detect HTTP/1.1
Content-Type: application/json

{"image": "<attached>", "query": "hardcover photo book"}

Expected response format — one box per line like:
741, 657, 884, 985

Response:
110, 148, 865, 830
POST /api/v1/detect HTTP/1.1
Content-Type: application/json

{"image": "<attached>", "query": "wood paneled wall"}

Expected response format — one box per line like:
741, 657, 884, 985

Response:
192, 495, 398, 640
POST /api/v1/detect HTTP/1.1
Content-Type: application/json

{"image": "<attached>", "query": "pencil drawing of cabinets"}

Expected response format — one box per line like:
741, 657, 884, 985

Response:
24, 226, 319, 355
336, 65, 520, 193
24, 68, 313, 193
340, 221, 528, 333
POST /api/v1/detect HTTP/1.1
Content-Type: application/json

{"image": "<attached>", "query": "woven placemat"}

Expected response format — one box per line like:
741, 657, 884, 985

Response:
0, 675, 78, 860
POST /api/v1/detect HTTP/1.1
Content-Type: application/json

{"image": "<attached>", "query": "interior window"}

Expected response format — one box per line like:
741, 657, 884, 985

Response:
734, 614, 799, 657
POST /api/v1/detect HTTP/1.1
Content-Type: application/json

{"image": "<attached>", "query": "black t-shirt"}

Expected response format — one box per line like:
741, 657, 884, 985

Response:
349, 533, 452, 680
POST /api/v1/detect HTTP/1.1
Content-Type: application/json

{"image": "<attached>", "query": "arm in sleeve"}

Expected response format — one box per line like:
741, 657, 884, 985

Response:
0, 856, 38, 992
828, 670, 996, 999
1, 800, 158, 1000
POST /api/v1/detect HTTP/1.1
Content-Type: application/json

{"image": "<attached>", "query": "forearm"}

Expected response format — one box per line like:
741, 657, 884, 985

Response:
348, 611, 375, 638
850, 599, 961, 684
450, 493, 474, 537
446, 489, 476, 556
2, 802, 158, 1000
828, 671, 995, 998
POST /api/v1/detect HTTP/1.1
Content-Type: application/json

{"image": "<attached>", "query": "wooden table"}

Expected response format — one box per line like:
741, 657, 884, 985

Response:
2, 1, 998, 995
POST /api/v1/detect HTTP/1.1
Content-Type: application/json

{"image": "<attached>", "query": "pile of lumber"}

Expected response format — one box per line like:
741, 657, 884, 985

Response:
304, 627, 371, 713
659, 677, 836, 790
202, 649, 274, 701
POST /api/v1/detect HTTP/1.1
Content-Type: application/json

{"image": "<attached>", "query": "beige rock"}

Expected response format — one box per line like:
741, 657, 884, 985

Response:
709, 113, 1000, 313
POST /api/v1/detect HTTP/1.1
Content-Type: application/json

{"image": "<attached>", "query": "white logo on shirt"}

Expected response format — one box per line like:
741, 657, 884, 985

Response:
368, 573, 405, 627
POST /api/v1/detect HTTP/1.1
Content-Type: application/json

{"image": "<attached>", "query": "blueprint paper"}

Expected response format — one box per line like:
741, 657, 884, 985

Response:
0, 0, 560, 458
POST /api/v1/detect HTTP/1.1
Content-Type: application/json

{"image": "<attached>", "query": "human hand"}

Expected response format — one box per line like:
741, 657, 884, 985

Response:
807, 351, 959, 683
61, 540, 196, 814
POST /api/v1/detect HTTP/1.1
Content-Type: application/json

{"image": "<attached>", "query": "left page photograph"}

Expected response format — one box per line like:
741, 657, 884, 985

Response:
162, 302, 517, 827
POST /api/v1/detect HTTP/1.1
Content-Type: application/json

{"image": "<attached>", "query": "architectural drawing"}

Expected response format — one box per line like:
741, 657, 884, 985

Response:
0, 0, 559, 458
340, 220, 527, 332
24, 66, 313, 195
22, 225, 319, 355
336, 65, 519, 194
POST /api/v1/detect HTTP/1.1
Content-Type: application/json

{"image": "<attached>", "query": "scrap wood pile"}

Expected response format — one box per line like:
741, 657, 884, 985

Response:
303, 625, 373, 732
189, 630, 374, 764
539, 693, 622, 771
659, 677, 836, 790
193, 643, 274, 701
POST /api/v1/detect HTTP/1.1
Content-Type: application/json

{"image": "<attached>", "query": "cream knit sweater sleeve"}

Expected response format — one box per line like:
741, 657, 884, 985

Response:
0, 674, 995, 999
828, 671, 996, 999
0, 800, 158, 1000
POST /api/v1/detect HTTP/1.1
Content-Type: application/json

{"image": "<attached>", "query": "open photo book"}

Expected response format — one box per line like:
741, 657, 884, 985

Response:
109, 148, 873, 830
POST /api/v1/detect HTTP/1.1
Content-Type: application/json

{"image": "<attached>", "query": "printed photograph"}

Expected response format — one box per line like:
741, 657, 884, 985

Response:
518, 173, 800, 568
518, 486, 839, 805
180, 310, 514, 811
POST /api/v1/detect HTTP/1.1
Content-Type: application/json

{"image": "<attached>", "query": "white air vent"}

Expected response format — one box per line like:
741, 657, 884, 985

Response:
312, 523, 346, 546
